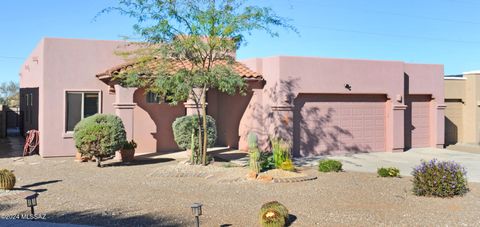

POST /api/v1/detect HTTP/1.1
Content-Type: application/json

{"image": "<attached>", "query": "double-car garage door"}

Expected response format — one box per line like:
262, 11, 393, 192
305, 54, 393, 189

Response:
294, 94, 386, 156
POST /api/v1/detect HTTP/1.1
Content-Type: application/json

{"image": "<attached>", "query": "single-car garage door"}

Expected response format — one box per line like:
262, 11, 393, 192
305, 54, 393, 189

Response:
445, 99, 464, 145
405, 95, 431, 148
293, 94, 386, 156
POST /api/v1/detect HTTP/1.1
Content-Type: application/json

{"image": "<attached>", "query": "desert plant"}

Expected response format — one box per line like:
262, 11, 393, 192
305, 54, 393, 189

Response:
74, 114, 127, 167
280, 160, 295, 172
271, 138, 292, 168
377, 167, 400, 177
123, 140, 137, 150
172, 115, 217, 164
0, 169, 16, 190
248, 132, 261, 174
412, 159, 469, 197
260, 152, 276, 171
318, 159, 342, 172
259, 201, 289, 227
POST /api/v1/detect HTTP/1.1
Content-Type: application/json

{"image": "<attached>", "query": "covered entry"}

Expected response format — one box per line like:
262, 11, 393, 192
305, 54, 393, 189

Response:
405, 95, 431, 148
293, 94, 387, 156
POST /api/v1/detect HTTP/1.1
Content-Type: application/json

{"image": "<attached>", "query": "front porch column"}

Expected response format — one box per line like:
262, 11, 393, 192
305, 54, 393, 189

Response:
113, 84, 137, 140
184, 87, 207, 116
390, 103, 407, 152
432, 101, 447, 148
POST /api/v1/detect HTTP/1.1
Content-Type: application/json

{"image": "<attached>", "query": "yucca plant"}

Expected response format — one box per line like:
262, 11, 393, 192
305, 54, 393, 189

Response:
259, 201, 289, 227
0, 169, 16, 190
271, 138, 292, 168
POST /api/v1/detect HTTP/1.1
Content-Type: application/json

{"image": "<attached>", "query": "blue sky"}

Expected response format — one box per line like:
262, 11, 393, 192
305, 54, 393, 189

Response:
1, 0, 479, 83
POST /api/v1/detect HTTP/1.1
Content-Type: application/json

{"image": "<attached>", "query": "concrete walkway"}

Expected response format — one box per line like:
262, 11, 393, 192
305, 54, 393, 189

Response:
294, 148, 480, 182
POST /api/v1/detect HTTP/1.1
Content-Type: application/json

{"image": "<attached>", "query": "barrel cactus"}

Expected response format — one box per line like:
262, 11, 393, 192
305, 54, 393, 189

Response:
259, 201, 289, 227
0, 169, 16, 190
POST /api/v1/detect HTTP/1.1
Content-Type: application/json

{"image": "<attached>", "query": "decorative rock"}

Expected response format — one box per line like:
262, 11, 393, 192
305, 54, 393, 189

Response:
257, 175, 273, 183
246, 172, 258, 180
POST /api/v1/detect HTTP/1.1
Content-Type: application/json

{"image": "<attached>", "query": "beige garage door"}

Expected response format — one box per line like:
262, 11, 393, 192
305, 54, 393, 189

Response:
293, 94, 386, 156
445, 99, 463, 145
406, 95, 431, 148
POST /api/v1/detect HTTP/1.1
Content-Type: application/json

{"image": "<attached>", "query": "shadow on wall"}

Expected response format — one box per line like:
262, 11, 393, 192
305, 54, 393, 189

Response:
292, 95, 372, 157
445, 117, 458, 146
134, 89, 185, 154
248, 78, 372, 156
208, 87, 254, 149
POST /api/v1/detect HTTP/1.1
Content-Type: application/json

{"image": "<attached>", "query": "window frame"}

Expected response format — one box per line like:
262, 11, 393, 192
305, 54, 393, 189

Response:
63, 90, 102, 137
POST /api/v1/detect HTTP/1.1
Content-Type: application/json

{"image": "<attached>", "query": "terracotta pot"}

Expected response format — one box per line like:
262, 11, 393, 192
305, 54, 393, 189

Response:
120, 149, 135, 162
75, 151, 89, 162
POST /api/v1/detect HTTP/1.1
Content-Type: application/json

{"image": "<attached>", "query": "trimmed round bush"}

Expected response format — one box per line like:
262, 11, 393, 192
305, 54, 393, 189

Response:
259, 201, 289, 227
318, 159, 342, 172
377, 167, 400, 177
74, 114, 126, 167
172, 115, 217, 150
412, 159, 469, 197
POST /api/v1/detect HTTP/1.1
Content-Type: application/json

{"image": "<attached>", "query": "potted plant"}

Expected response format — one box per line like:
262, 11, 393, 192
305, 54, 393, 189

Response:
121, 140, 137, 162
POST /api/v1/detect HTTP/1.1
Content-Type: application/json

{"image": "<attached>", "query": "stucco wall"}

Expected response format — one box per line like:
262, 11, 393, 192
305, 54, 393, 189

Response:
33, 38, 129, 157
133, 88, 185, 154
243, 56, 444, 153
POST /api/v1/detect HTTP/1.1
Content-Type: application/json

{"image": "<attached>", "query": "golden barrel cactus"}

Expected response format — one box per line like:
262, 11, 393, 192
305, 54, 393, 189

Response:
0, 169, 16, 190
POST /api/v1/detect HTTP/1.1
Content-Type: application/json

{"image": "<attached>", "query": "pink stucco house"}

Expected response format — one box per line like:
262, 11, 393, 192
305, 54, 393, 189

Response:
19, 38, 445, 157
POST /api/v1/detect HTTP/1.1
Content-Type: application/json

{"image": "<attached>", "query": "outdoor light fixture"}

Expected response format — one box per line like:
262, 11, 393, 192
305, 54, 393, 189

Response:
191, 203, 203, 227
25, 193, 38, 220
344, 83, 352, 91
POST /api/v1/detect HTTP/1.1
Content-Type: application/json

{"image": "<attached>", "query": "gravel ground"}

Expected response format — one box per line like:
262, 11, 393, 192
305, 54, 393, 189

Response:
1, 154, 480, 227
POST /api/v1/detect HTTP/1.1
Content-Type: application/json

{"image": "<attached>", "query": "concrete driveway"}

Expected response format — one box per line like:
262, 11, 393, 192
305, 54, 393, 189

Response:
294, 148, 480, 182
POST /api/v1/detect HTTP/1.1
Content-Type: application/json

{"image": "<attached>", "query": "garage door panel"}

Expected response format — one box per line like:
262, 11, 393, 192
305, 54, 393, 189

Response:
406, 95, 431, 148
294, 94, 386, 156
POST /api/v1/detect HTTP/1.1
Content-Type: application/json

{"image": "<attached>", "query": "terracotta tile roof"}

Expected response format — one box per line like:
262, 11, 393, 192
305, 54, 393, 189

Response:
96, 58, 262, 80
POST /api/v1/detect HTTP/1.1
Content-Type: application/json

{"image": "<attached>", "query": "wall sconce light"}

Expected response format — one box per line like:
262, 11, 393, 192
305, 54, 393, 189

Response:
344, 83, 352, 91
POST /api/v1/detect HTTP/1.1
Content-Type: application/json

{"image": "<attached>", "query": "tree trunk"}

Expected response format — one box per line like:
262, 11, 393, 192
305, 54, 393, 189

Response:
201, 86, 208, 165
194, 99, 203, 165
96, 156, 102, 168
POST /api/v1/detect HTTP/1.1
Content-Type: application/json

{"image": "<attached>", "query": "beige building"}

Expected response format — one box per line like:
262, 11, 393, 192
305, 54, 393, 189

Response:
445, 71, 480, 151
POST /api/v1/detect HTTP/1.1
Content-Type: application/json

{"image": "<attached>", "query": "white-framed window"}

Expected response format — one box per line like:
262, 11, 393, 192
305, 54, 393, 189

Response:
65, 91, 101, 132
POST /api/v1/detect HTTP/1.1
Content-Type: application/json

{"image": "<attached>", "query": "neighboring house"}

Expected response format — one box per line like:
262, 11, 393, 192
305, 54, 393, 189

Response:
444, 71, 480, 149
20, 38, 445, 157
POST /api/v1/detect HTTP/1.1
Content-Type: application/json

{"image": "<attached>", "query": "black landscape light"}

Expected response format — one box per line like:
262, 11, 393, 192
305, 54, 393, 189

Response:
191, 203, 203, 227
25, 193, 38, 220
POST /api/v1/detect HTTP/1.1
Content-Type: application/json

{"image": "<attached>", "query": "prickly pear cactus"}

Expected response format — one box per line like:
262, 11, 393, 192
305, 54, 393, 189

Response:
0, 169, 16, 190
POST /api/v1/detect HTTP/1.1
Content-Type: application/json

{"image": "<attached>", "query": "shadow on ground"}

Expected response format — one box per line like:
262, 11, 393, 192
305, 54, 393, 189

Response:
39, 210, 186, 227
102, 158, 176, 167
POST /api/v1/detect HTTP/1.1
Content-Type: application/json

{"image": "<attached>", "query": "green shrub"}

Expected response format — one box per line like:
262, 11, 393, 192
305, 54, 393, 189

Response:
259, 201, 289, 227
271, 138, 291, 168
377, 167, 400, 177
123, 140, 137, 150
260, 152, 275, 171
172, 115, 217, 150
73, 114, 126, 167
318, 159, 342, 172
0, 169, 16, 190
412, 159, 469, 197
